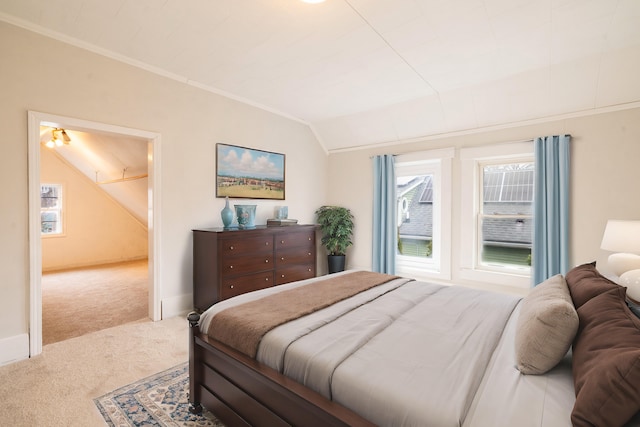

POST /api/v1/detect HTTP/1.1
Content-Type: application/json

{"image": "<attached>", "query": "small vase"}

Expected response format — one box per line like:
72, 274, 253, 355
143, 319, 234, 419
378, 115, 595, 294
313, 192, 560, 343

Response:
234, 204, 257, 229
220, 197, 233, 229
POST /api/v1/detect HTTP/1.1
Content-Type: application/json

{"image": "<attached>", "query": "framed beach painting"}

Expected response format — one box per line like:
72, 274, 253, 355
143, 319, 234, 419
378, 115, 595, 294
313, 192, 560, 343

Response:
216, 143, 286, 200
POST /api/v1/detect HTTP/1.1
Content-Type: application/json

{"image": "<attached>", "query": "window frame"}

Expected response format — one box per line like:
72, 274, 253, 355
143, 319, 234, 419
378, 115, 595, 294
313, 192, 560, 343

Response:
395, 147, 453, 281
460, 142, 534, 289
40, 183, 65, 237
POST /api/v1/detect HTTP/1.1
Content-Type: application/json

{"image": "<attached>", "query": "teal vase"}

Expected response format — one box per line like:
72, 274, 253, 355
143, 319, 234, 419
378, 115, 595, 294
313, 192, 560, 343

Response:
234, 204, 257, 229
220, 197, 233, 229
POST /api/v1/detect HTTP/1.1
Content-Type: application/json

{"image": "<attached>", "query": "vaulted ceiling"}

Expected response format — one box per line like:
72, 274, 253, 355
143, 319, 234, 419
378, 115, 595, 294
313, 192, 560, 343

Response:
3, 0, 640, 152
40, 127, 149, 225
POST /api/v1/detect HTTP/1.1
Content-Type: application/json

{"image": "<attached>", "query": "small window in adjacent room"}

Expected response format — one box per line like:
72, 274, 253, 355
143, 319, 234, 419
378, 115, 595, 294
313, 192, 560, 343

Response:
41, 184, 63, 235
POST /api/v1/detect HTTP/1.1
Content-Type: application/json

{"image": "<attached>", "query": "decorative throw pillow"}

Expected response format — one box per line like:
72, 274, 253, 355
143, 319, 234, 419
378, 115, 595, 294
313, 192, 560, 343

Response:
565, 262, 620, 309
515, 274, 579, 375
571, 286, 640, 427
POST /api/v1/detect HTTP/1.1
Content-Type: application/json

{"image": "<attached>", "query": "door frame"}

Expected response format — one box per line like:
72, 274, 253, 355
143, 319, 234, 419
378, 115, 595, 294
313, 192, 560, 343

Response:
27, 111, 162, 356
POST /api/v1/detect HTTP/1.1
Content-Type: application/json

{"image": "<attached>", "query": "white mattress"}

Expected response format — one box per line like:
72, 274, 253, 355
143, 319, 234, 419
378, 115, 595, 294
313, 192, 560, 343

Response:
463, 304, 575, 427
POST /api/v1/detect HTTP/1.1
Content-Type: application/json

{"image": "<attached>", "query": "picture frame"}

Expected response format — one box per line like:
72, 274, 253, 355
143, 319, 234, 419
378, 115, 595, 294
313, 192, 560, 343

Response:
216, 143, 285, 200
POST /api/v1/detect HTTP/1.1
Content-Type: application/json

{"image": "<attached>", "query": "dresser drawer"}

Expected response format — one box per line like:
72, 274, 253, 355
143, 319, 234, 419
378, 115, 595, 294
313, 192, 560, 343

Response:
221, 253, 274, 277
220, 235, 273, 257
275, 231, 314, 250
220, 271, 274, 300
275, 264, 315, 285
276, 247, 314, 267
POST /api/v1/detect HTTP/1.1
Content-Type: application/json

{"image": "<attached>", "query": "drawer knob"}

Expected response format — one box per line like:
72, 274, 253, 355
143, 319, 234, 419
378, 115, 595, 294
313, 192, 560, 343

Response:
229, 265, 234, 269
265, 259, 269, 263
229, 245, 234, 250
308, 237, 311, 241
281, 274, 285, 278
308, 268, 312, 272
230, 285, 234, 289
265, 242, 269, 246
308, 252, 311, 256
265, 277, 269, 281
281, 257, 285, 261
281, 240, 285, 244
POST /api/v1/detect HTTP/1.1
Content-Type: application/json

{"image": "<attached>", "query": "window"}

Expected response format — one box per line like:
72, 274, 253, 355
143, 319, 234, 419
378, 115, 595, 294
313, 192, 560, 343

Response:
460, 142, 534, 288
397, 174, 434, 259
395, 148, 453, 280
41, 184, 63, 235
479, 162, 534, 269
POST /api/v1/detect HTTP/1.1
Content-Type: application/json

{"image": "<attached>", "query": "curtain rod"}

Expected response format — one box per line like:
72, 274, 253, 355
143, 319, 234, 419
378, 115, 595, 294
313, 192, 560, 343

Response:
368, 135, 571, 159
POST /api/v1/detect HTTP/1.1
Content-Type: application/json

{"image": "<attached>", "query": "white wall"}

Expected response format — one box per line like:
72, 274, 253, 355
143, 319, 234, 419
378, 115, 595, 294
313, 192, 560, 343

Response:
40, 146, 148, 271
328, 107, 640, 290
5, 16, 637, 361
0, 22, 327, 353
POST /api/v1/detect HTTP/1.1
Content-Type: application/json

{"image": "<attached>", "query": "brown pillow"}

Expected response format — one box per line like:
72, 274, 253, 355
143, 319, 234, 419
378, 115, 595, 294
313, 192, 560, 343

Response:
515, 274, 579, 374
571, 286, 640, 427
565, 262, 620, 308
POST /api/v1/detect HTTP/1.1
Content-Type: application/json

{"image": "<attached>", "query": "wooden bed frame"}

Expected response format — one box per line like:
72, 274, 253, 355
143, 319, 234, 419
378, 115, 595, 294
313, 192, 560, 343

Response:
187, 312, 375, 427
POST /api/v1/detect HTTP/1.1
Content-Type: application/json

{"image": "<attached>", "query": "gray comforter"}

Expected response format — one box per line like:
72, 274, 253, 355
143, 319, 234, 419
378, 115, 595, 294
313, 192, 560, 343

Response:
201, 271, 575, 426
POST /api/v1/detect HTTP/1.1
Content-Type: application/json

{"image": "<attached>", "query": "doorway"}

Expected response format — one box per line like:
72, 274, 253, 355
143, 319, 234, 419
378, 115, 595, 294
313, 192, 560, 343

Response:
27, 111, 161, 357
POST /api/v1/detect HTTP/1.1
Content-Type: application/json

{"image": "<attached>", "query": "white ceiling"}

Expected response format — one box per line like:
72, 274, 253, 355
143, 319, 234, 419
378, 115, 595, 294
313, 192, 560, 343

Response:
4, 0, 640, 151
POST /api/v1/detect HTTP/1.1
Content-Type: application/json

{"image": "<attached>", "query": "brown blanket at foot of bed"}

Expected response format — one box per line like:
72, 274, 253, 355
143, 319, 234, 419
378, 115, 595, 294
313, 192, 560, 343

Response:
207, 271, 399, 357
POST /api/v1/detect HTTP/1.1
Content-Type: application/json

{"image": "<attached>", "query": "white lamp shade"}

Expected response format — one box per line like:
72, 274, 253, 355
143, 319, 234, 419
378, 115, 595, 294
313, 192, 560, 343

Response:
601, 220, 640, 253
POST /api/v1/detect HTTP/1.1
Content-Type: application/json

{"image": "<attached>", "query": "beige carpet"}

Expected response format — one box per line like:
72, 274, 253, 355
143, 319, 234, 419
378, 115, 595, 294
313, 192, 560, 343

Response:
42, 259, 149, 345
0, 315, 188, 426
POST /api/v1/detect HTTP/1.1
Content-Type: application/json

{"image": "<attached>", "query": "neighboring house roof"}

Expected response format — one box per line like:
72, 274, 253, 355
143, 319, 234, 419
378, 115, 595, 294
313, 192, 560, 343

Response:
398, 165, 534, 247
483, 165, 534, 203
482, 203, 533, 246
482, 164, 534, 246
398, 178, 433, 239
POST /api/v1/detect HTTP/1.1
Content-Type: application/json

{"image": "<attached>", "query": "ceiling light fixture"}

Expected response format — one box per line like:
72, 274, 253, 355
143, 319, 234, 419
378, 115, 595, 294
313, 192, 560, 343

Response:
60, 129, 71, 143
46, 128, 71, 148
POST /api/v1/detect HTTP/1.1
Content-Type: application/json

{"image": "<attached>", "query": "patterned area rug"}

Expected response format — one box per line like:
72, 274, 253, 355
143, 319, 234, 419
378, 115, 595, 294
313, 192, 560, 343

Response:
95, 363, 224, 426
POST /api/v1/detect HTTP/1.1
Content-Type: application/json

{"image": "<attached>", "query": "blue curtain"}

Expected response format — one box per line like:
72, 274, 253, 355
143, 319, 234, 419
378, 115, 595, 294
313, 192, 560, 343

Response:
372, 155, 396, 274
533, 135, 571, 285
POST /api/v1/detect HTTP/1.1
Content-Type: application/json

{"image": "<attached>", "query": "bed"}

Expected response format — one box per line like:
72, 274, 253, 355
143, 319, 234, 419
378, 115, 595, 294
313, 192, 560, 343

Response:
188, 263, 640, 427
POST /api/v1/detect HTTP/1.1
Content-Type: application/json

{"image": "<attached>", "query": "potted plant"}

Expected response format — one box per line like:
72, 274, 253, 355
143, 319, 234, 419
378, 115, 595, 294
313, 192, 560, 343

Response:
315, 205, 354, 273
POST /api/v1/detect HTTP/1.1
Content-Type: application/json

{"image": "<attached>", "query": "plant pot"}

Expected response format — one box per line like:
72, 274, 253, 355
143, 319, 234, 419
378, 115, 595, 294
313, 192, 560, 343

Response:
328, 255, 346, 274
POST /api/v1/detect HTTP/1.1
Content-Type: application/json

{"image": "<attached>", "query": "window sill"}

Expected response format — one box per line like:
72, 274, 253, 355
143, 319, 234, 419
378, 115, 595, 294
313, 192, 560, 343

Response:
458, 267, 531, 289
397, 265, 451, 282
41, 233, 66, 239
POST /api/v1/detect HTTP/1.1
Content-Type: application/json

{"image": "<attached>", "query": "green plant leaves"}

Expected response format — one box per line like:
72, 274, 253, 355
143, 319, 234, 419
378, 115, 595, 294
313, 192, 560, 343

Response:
314, 206, 354, 256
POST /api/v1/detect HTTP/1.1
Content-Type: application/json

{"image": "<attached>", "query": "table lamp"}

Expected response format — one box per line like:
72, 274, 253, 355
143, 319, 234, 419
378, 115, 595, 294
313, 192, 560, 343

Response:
601, 220, 640, 302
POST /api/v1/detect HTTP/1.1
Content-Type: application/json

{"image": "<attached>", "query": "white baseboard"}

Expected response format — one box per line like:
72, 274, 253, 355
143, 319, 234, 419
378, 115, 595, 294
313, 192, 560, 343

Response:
161, 293, 193, 319
42, 256, 148, 273
0, 333, 29, 367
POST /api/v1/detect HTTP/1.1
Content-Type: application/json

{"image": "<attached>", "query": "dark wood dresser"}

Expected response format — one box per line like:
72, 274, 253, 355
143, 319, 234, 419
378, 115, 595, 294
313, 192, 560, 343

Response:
192, 224, 317, 312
